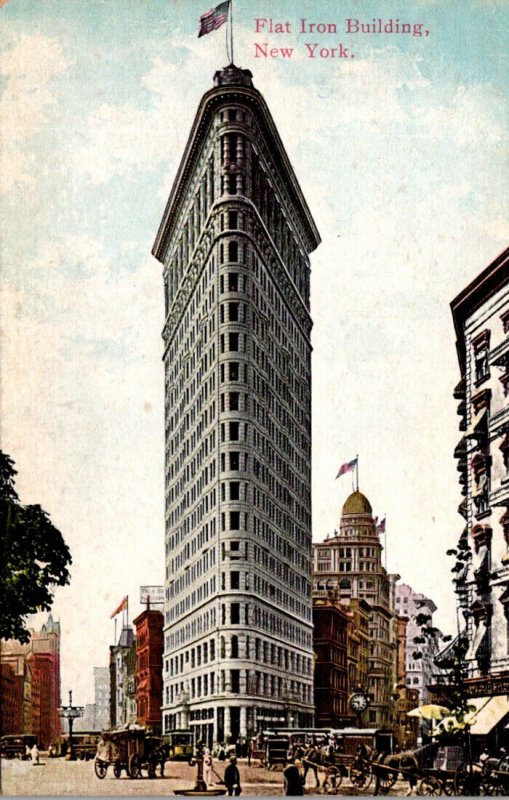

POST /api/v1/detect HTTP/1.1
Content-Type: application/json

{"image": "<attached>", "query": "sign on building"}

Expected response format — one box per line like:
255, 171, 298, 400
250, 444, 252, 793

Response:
140, 585, 164, 606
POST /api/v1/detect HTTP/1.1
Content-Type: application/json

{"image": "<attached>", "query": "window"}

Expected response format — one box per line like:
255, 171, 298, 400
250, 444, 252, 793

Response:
230, 511, 240, 530
472, 330, 491, 384
229, 452, 240, 471
228, 241, 238, 262
230, 481, 240, 500
228, 333, 239, 351
231, 572, 240, 590
228, 211, 238, 229
231, 603, 240, 624
231, 669, 240, 692
231, 635, 239, 657
228, 273, 238, 292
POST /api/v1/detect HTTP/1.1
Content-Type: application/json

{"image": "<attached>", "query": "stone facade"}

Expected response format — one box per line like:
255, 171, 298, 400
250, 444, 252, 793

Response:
312, 491, 399, 729
109, 627, 136, 728
94, 667, 110, 732
451, 247, 509, 686
395, 583, 442, 704
153, 65, 320, 745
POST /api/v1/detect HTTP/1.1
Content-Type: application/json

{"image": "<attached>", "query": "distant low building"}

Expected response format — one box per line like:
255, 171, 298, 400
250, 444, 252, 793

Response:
94, 667, 110, 731
0, 614, 61, 747
395, 583, 442, 704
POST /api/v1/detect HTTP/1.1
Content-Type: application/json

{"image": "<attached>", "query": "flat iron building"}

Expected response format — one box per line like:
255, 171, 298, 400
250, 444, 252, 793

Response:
153, 65, 320, 745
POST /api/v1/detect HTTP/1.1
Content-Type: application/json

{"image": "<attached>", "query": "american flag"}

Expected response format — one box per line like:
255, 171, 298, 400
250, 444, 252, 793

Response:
335, 457, 358, 479
198, 1, 230, 38
377, 518, 386, 534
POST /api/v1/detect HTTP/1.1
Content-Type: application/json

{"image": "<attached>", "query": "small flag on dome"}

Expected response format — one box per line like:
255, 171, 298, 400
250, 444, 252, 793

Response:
377, 517, 386, 533
335, 457, 358, 479
198, 1, 230, 38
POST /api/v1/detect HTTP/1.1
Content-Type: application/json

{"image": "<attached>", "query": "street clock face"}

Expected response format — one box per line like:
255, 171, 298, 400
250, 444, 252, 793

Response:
350, 692, 369, 713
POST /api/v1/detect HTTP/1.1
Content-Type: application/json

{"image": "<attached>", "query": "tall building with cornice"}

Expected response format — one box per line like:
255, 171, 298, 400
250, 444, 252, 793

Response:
313, 491, 398, 728
451, 247, 509, 696
153, 65, 320, 745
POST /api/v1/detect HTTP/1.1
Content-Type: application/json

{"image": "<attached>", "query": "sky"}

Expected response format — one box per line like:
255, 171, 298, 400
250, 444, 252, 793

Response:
1, 0, 508, 705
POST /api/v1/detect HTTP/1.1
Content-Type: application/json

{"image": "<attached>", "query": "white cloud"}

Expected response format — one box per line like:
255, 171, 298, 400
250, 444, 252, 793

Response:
0, 34, 70, 195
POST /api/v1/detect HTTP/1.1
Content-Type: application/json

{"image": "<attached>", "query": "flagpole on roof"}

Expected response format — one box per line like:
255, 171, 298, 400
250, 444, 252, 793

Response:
356, 454, 359, 492
230, 0, 234, 65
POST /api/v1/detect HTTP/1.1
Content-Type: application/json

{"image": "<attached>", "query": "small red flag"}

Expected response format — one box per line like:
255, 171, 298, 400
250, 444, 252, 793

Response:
198, 1, 230, 38
110, 596, 128, 619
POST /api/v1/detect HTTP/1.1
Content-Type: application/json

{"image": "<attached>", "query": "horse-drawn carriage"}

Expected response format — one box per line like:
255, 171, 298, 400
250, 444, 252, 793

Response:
366, 743, 486, 796
94, 725, 166, 780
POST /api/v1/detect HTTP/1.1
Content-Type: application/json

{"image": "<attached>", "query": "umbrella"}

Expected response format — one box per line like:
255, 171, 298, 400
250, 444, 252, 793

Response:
407, 704, 451, 720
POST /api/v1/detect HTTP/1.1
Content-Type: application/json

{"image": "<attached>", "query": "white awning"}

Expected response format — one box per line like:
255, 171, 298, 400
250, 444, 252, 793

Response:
465, 408, 487, 438
469, 696, 509, 735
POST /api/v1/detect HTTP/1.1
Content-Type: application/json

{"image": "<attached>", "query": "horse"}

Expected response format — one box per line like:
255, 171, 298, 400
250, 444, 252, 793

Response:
301, 746, 321, 788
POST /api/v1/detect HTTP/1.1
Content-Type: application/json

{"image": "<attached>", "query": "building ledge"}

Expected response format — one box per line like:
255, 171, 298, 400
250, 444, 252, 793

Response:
490, 482, 509, 507
490, 335, 509, 368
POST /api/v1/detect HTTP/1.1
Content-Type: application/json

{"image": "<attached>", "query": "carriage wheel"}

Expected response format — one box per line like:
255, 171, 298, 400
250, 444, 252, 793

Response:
418, 776, 444, 796
323, 766, 342, 792
453, 769, 481, 796
480, 776, 503, 796
94, 759, 107, 780
349, 763, 373, 790
113, 762, 122, 779
377, 768, 398, 792
128, 753, 141, 779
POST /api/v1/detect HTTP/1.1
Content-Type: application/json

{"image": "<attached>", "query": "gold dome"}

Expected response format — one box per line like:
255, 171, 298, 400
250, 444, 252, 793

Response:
342, 491, 372, 516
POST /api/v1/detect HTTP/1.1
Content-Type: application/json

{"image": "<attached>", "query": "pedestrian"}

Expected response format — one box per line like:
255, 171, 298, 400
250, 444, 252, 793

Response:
25, 745, 31, 761
218, 743, 226, 761
224, 755, 242, 796
283, 759, 304, 796
31, 743, 40, 765
204, 749, 214, 786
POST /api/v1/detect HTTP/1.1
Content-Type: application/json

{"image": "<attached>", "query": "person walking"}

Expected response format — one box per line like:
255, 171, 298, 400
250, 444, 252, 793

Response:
31, 743, 40, 765
224, 755, 242, 796
204, 749, 214, 787
283, 759, 304, 796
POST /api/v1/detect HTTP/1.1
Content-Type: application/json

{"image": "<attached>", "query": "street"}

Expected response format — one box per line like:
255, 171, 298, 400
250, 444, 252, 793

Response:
1, 757, 414, 797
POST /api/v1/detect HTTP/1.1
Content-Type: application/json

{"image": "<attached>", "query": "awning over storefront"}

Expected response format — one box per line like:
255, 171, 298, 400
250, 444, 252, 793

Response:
469, 696, 509, 735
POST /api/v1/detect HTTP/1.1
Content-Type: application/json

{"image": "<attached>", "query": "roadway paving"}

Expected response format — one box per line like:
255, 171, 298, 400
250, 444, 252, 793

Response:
1, 756, 413, 796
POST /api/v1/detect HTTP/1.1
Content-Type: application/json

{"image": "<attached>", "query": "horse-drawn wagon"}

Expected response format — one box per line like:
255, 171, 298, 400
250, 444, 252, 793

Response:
94, 726, 166, 780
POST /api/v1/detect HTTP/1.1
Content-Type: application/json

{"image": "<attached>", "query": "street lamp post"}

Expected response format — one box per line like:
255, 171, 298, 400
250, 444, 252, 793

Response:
59, 690, 84, 760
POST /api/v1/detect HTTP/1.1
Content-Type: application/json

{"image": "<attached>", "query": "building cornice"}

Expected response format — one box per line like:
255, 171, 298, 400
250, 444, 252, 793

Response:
152, 79, 321, 263
451, 245, 509, 373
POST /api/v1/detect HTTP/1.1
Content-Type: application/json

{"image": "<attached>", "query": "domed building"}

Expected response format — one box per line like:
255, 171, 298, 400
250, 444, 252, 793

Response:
312, 490, 399, 729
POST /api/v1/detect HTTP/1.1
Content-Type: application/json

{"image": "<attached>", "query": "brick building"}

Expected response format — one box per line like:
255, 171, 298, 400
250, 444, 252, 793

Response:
0, 615, 60, 747
312, 596, 350, 727
133, 608, 164, 733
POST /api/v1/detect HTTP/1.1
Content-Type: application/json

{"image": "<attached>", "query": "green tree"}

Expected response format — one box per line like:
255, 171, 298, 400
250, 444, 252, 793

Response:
0, 451, 72, 642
